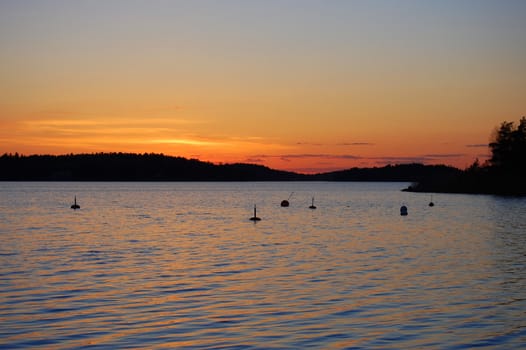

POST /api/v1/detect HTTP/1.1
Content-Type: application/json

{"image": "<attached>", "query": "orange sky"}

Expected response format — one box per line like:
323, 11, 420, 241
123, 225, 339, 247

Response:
1, 1, 525, 173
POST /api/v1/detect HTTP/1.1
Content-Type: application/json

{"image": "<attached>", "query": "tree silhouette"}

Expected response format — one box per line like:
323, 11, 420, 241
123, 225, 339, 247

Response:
403, 117, 526, 195
489, 117, 526, 174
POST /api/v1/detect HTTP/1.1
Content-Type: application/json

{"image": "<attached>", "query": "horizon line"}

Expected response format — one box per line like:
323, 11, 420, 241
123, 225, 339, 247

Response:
1, 151, 469, 175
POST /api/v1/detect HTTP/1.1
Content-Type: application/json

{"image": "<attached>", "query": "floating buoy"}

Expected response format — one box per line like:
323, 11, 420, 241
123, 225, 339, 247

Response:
71, 196, 80, 210
309, 197, 316, 209
429, 195, 435, 207
249, 205, 261, 221
281, 192, 293, 207
400, 205, 408, 216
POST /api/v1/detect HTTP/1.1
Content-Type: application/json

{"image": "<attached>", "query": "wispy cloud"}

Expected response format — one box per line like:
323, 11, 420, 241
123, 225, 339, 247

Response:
466, 144, 488, 148
252, 153, 362, 160
25, 117, 202, 129
422, 153, 465, 159
148, 138, 221, 146
295, 141, 374, 147
248, 153, 468, 168
296, 142, 324, 146
36, 104, 185, 118
336, 142, 374, 146
243, 157, 265, 163
241, 152, 481, 172
368, 153, 465, 165
369, 156, 430, 165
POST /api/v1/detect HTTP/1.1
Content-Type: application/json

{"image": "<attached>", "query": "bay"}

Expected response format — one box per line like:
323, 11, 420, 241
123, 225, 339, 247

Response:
0, 182, 525, 349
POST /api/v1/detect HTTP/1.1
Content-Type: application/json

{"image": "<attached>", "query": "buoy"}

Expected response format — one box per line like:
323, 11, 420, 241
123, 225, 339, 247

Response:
249, 205, 261, 221
281, 192, 293, 207
429, 195, 435, 207
71, 196, 80, 210
309, 197, 316, 209
400, 205, 408, 216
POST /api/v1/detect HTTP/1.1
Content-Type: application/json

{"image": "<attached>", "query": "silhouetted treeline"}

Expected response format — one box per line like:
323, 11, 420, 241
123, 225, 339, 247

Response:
314, 163, 461, 182
405, 117, 526, 196
0, 153, 307, 181
3, 145, 524, 195
0, 152, 457, 183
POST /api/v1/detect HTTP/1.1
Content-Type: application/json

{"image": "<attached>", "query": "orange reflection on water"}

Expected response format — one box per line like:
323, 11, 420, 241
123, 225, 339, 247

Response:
1, 182, 524, 348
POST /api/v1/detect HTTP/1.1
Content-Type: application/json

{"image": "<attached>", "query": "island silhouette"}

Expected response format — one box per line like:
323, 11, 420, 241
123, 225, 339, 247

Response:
1, 117, 524, 196
0, 152, 460, 183
404, 117, 525, 196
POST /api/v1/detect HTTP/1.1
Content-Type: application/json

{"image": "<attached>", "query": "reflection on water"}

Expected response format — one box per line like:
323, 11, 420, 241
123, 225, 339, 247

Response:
0, 182, 525, 349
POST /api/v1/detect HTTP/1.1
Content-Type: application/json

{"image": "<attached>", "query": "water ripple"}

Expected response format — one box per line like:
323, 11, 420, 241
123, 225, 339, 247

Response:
0, 182, 525, 349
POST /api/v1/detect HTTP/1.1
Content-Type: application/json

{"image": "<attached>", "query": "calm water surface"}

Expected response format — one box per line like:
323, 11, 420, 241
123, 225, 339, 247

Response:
0, 182, 525, 349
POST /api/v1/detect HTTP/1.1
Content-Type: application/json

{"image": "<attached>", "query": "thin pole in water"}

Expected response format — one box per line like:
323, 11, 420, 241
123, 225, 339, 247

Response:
71, 196, 80, 210
250, 205, 261, 221
309, 197, 316, 209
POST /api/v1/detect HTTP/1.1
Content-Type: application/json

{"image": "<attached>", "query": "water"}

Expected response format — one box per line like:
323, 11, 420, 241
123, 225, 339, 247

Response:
0, 182, 525, 349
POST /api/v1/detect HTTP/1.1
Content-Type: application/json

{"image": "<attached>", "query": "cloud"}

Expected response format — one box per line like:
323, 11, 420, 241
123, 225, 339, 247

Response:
252, 153, 362, 160
421, 153, 465, 159
25, 117, 202, 129
296, 142, 324, 146
36, 104, 185, 118
284, 154, 361, 159
244, 157, 265, 163
295, 141, 374, 147
336, 142, 374, 146
365, 153, 470, 166
149, 138, 221, 146
238, 151, 483, 173
369, 156, 430, 164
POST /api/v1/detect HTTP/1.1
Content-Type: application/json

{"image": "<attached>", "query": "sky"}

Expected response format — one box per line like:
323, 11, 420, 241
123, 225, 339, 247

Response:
1, 0, 525, 173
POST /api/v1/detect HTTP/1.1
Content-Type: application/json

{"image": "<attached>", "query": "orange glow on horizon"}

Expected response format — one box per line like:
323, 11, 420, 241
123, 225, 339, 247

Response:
0, 114, 492, 174
0, 1, 523, 174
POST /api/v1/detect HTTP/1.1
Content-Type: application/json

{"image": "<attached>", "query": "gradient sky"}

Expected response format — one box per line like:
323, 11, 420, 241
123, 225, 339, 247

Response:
1, 0, 525, 173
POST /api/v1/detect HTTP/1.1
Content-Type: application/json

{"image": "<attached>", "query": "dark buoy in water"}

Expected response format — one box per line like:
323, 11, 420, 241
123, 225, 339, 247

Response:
309, 197, 316, 209
249, 205, 261, 221
281, 192, 293, 207
400, 205, 408, 216
428, 195, 435, 207
71, 196, 80, 210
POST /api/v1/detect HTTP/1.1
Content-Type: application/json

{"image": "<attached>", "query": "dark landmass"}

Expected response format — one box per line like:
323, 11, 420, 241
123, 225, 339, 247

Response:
403, 166, 526, 196
315, 163, 461, 182
1, 152, 455, 183
404, 117, 526, 196
1, 114, 524, 197
0, 153, 307, 181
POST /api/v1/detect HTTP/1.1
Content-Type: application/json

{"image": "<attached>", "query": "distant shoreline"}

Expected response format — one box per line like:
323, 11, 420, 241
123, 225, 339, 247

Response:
2, 152, 524, 196
402, 171, 526, 196
1, 152, 455, 182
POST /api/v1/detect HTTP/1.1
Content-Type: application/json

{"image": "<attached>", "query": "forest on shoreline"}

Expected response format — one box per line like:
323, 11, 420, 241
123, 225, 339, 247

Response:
0, 152, 459, 183
1, 118, 524, 195
404, 117, 526, 196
